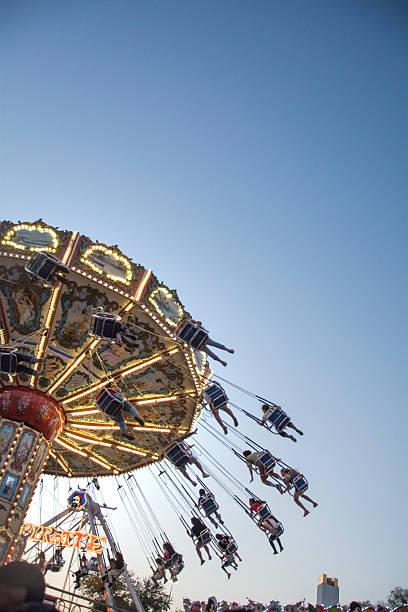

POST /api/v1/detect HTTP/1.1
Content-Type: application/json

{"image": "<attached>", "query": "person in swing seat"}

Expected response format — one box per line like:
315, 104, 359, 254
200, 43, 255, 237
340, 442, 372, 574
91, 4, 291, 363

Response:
243, 450, 283, 491
0, 348, 45, 377
186, 517, 212, 565
176, 317, 234, 367
151, 558, 168, 585
280, 467, 318, 517
95, 385, 145, 441
197, 489, 224, 528
248, 499, 284, 554
164, 431, 209, 486
259, 403, 303, 442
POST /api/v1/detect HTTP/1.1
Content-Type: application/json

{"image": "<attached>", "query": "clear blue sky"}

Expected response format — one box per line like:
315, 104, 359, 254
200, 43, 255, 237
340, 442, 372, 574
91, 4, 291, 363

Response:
2, 0, 407, 608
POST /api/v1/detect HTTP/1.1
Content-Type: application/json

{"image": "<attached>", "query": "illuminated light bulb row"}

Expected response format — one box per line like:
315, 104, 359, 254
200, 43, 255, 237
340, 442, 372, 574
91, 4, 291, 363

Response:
50, 449, 72, 476
47, 339, 100, 395
71, 266, 131, 297
134, 269, 152, 301
121, 354, 162, 377
55, 437, 88, 457
0, 250, 31, 260
30, 285, 61, 387
65, 430, 112, 448
80, 244, 133, 285
139, 303, 178, 340
61, 231, 79, 265
1, 223, 59, 252
56, 435, 120, 473
69, 409, 100, 416
62, 349, 173, 405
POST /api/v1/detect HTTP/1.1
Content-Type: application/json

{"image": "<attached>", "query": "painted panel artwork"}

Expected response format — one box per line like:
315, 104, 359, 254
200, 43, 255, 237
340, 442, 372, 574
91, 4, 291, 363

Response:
17, 483, 32, 509
0, 472, 19, 500
0, 422, 16, 458
82, 246, 132, 284
10, 431, 35, 472
1, 225, 57, 252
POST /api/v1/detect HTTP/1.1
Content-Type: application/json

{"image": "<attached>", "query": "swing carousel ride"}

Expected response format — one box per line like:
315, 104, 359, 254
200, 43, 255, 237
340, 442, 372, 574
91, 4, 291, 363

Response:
0, 219, 317, 610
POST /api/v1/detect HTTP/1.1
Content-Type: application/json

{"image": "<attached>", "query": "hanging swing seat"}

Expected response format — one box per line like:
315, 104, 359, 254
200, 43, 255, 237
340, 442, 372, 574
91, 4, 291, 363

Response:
175, 321, 208, 350
196, 528, 212, 547
253, 502, 272, 524
169, 553, 184, 577
263, 406, 290, 432
0, 351, 18, 375
201, 495, 219, 516
95, 388, 124, 418
268, 523, 284, 542
90, 313, 123, 341
203, 384, 228, 409
25, 252, 69, 286
256, 451, 278, 475
225, 540, 238, 556
164, 441, 190, 469
289, 473, 308, 494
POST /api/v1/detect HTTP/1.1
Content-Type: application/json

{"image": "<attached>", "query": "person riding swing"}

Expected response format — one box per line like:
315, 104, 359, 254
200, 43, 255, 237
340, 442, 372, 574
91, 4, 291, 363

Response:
95, 385, 145, 441
175, 318, 234, 367
259, 403, 303, 442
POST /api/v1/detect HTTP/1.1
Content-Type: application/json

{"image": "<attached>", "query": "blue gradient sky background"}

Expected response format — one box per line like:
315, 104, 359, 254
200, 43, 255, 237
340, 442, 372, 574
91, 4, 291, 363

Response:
1, 1, 407, 608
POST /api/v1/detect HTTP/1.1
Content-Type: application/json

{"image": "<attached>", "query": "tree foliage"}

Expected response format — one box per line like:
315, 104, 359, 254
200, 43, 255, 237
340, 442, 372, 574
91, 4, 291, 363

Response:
386, 587, 408, 609
77, 571, 172, 612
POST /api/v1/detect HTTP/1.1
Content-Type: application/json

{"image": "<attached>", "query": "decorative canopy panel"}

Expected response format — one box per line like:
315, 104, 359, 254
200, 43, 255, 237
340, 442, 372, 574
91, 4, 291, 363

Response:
0, 220, 211, 477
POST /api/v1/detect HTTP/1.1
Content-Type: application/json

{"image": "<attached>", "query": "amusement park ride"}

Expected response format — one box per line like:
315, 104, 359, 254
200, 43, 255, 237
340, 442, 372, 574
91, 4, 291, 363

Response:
0, 219, 317, 610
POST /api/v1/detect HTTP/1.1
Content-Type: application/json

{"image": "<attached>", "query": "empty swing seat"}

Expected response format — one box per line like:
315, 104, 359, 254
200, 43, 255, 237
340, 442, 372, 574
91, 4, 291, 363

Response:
95, 389, 123, 418
203, 384, 228, 409
25, 252, 68, 286
0, 351, 18, 375
197, 529, 212, 547
257, 452, 277, 474
264, 406, 290, 432
201, 496, 219, 516
165, 442, 190, 469
90, 313, 122, 341
175, 321, 208, 350
290, 474, 308, 494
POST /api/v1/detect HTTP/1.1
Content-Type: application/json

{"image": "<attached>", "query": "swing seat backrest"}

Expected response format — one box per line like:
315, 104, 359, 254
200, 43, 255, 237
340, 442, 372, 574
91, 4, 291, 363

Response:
176, 321, 208, 349
165, 441, 190, 468
275, 523, 284, 538
197, 529, 211, 546
25, 252, 62, 286
256, 504, 272, 522
265, 407, 290, 430
96, 389, 123, 417
90, 314, 120, 340
0, 353, 17, 374
203, 384, 228, 409
257, 452, 276, 473
226, 541, 238, 555
201, 496, 219, 515
291, 474, 308, 493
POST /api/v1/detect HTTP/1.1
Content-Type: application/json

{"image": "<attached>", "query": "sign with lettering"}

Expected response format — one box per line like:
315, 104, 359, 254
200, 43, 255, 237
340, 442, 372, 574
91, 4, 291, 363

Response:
19, 523, 106, 554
